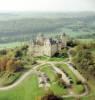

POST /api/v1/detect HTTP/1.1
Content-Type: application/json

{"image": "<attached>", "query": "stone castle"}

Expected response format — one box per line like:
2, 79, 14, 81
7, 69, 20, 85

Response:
28, 33, 67, 57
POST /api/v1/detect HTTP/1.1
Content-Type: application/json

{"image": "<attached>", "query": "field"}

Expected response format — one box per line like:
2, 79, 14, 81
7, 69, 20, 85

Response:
0, 12, 95, 43
0, 42, 25, 50
0, 62, 85, 100
34, 55, 68, 62
40, 64, 69, 96
56, 64, 78, 84
55, 63, 85, 94
0, 72, 22, 86
0, 74, 45, 100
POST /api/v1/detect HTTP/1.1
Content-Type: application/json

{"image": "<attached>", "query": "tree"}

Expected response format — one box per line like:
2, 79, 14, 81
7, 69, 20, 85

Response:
67, 39, 79, 47
72, 43, 95, 78
0, 49, 7, 55
6, 58, 23, 72
0, 56, 9, 71
0, 55, 23, 73
41, 93, 63, 100
14, 49, 23, 58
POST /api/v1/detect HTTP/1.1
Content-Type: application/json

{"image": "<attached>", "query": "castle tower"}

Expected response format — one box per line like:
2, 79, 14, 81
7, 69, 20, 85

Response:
60, 33, 67, 47
44, 38, 52, 57
36, 33, 45, 45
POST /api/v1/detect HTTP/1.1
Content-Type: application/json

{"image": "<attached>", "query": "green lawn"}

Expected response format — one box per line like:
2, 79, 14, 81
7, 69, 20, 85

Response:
72, 84, 85, 94
34, 56, 49, 61
0, 65, 69, 100
51, 81, 68, 96
55, 63, 86, 95
56, 63, 78, 84
40, 64, 69, 96
40, 64, 57, 82
34, 55, 67, 62
77, 72, 95, 100
0, 74, 45, 100
48, 57, 66, 62
0, 72, 22, 86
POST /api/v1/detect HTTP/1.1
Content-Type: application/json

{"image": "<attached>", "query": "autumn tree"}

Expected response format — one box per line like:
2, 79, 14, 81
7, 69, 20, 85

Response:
6, 58, 23, 73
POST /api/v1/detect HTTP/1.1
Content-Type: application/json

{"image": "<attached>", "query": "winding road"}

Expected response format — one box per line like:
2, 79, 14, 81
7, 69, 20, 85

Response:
48, 62, 89, 98
49, 62, 70, 86
0, 63, 45, 91
0, 49, 89, 98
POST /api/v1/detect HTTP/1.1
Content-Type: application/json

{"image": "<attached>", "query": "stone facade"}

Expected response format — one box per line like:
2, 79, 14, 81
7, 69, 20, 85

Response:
28, 33, 67, 57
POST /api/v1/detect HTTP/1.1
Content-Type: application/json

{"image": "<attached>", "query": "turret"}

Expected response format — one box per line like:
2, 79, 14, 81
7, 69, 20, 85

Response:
36, 33, 45, 45
60, 33, 67, 47
44, 38, 52, 57
44, 38, 52, 46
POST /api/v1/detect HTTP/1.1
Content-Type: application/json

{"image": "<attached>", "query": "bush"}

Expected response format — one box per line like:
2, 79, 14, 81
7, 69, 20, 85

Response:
0, 56, 24, 73
41, 93, 63, 100
6, 58, 23, 72
0, 49, 7, 55
14, 50, 23, 58
76, 80, 82, 85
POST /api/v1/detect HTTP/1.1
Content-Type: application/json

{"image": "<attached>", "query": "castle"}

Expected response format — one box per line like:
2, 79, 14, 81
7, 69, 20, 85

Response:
28, 33, 67, 57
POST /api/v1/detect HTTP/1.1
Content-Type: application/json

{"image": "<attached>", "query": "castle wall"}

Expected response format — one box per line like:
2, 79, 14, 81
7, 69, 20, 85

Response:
61, 37, 67, 48
51, 44, 58, 56
44, 45, 51, 57
58, 43, 62, 52
43, 43, 58, 57
28, 45, 44, 56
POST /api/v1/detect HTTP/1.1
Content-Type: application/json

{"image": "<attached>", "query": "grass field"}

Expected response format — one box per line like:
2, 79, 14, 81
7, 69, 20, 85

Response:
74, 65, 95, 100
34, 55, 67, 62
55, 63, 85, 94
73, 84, 85, 94
51, 81, 68, 96
0, 72, 22, 86
0, 74, 45, 100
56, 63, 78, 84
0, 57, 91, 100
0, 64, 69, 100
0, 42, 25, 50
40, 64, 57, 82
40, 64, 69, 96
